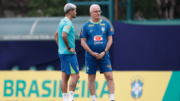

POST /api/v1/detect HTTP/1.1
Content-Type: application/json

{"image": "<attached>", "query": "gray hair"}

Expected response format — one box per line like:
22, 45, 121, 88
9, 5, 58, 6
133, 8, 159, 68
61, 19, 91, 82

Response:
64, 3, 76, 13
90, 4, 100, 12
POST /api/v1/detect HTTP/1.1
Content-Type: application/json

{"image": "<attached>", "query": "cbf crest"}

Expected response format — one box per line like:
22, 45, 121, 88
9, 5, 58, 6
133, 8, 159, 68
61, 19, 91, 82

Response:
131, 75, 144, 99
101, 27, 105, 33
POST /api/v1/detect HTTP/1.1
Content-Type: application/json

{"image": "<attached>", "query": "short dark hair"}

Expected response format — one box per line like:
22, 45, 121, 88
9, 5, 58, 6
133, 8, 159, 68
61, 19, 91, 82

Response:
65, 8, 75, 14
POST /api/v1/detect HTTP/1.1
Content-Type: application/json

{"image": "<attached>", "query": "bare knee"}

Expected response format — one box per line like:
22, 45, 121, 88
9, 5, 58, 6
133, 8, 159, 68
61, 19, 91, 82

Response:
71, 73, 80, 80
76, 74, 80, 80
88, 75, 96, 82
62, 72, 70, 81
105, 73, 113, 81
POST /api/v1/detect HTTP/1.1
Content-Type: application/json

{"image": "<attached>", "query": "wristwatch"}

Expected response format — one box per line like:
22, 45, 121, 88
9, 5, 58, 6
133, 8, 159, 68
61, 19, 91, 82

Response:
67, 47, 71, 50
103, 51, 107, 54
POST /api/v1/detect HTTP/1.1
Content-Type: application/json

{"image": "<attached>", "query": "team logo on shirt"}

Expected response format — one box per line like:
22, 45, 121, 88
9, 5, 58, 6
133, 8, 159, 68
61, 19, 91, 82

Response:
94, 35, 103, 45
111, 27, 113, 32
100, 23, 105, 26
65, 26, 71, 32
101, 27, 105, 33
81, 28, 83, 35
89, 24, 94, 27
94, 35, 103, 41
65, 26, 69, 29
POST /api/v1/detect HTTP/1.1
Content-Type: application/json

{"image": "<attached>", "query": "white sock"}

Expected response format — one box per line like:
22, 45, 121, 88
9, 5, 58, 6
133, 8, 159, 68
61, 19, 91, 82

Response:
91, 95, 96, 101
110, 94, 114, 101
62, 93, 67, 101
69, 91, 74, 101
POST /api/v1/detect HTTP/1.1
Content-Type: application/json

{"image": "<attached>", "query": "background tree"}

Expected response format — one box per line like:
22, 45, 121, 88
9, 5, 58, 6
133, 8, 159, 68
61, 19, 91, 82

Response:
0, 0, 30, 17
0, 0, 179, 19
28, 0, 91, 16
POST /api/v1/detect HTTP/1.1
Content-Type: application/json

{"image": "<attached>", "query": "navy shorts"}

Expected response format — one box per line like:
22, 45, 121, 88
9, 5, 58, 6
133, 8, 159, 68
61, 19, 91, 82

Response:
59, 54, 79, 75
85, 57, 112, 74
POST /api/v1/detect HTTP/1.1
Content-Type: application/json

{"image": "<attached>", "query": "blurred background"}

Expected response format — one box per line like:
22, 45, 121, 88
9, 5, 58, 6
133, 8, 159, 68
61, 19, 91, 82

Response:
0, 0, 180, 19
0, 0, 180, 101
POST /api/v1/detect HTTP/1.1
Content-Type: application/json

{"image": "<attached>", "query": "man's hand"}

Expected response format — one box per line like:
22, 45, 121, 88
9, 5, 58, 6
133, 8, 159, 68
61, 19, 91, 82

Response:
97, 52, 106, 60
92, 52, 99, 59
67, 48, 75, 54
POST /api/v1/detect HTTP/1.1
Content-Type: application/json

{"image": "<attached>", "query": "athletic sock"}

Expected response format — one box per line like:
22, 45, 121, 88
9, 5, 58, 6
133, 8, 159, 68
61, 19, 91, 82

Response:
62, 93, 68, 101
69, 91, 74, 101
91, 95, 96, 101
110, 94, 114, 101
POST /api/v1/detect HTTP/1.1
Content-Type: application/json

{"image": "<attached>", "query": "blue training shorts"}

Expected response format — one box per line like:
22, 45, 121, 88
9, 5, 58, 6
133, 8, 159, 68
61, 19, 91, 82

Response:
59, 54, 79, 75
85, 57, 112, 74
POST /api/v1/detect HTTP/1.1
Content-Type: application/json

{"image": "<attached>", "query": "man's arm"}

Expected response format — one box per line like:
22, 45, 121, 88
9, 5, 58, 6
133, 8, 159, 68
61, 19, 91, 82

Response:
81, 38, 99, 59
105, 35, 113, 52
54, 31, 58, 45
62, 31, 75, 54
98, 35, 113, 59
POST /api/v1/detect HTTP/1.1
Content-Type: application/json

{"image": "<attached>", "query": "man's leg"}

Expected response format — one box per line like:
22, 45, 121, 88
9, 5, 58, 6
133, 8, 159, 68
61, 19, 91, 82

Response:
61, 71, 70, 101
104, 72, 115, 101
67, 54, 80, 101
88, 74, 96, 101
68, 73, 79, 101
86, 57, 98, 101
69, 73, 80, 91
88, 74, 96, 95
99, 57, 114, 101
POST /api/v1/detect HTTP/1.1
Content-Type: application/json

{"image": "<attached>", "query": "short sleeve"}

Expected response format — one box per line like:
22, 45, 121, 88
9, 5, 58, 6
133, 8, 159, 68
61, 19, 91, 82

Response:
63, 22, 71, 34
80, 24, 87, 38
107, 22, 114, 36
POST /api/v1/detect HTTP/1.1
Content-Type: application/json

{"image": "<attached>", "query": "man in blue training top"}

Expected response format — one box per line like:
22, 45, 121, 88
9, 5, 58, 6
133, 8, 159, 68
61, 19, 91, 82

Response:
54, 3, 79, 101
80, 4, 115, 101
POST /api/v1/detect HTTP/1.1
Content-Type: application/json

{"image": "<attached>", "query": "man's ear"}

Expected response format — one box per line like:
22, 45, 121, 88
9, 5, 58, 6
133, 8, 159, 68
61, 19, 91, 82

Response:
70, 10, 73, 15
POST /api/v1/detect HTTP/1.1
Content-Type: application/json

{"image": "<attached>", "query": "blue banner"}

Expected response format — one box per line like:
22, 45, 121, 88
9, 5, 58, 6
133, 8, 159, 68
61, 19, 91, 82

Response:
113, 21, 180, 70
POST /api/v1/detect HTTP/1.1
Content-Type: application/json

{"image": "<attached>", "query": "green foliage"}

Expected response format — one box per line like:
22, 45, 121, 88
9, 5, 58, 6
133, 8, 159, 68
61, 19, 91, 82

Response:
28, 0, 92, 16
28, 0, 66, 16
28, 0, 180, 19
133, 0, 158, 19
75, 6, 89, 16
118, 0, 159, 20
120, 0, 180, 20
